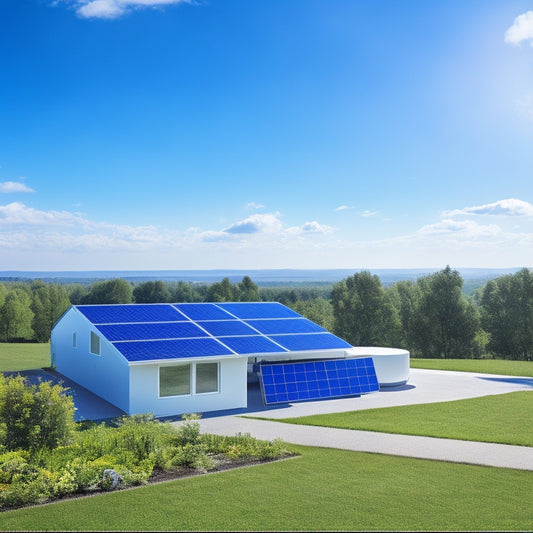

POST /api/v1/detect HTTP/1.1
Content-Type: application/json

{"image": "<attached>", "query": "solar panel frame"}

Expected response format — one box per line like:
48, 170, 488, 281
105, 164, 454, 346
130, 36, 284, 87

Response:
217, 302, 301, 319
217, 335, 287, 355
77, 304, 187, 324
173, 303, 234, 321
113, 338, 235, 362
268, 333, 352, 352
259, 358, 379, 405
95, 321, 208, 342
196, 320, 258, 337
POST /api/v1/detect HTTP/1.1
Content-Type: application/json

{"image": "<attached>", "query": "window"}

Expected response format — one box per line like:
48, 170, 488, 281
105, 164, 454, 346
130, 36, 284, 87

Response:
90, 331, 101, 355
196, 362, 219, 394
73, 332, 77, 348
160, 364, 191, 397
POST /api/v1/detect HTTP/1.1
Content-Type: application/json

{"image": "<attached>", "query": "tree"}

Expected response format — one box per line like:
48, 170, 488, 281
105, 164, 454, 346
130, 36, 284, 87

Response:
387, 280, 419, 351
480, 268, 533, 360
411, 266, 480, 358
291, 297, 334, 331
82, 279, 133, 304
207, 278, 237, 302
133, 281, 170, 303
30, 282, 71, 342
331, 271, 401, 346
0, 289, 34, 341
237, 276, 260, 302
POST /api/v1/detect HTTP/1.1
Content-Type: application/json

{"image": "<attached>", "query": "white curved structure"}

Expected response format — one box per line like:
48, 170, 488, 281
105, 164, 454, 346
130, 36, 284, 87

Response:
347, 347, 410, 387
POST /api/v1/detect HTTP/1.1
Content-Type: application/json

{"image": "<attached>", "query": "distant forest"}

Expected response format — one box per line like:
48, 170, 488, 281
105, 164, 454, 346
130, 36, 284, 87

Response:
0, 266, 532, 361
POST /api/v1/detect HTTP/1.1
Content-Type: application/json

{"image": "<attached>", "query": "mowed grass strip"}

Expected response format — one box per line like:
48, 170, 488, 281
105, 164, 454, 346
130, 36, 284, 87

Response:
276, 392, 533, 446
0, 343, 50, 372
2, 446, 532, 532
410, 358, 533, 377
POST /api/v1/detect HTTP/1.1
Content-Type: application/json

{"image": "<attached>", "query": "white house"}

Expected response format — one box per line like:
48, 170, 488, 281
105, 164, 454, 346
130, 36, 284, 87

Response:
51, 302, 409, 417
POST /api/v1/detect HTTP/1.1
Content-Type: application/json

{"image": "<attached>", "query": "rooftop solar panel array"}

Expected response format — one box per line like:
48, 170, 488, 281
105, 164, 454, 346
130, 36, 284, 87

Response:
259, 358, 379, 404
75, 302, 352, 362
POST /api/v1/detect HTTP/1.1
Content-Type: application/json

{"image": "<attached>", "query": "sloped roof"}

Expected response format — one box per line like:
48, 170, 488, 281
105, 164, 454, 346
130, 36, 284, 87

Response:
75, 302, 351, 363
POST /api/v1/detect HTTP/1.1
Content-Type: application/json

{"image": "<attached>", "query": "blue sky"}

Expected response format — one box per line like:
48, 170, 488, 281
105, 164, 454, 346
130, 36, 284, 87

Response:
1, 0, 533, 271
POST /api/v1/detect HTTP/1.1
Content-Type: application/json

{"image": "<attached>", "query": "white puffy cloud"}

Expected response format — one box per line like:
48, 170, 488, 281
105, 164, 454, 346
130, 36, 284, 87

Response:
0, 202, 86, 226
0, 182, 34, 193
444, 198, 533, 217
74, 0, 190, 19
335, 205, 354, 211
505, 11, 533, 46
361, 210, 378, 218
416, 219, 504, 240
223, 213, 283, 234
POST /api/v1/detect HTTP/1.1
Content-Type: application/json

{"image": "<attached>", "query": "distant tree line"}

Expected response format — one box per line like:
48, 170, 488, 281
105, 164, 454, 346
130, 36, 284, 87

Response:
1, 268, 532, 360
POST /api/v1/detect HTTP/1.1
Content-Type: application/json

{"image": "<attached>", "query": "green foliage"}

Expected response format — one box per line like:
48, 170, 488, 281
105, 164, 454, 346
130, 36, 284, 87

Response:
290, 297, 334, 331
0, 413, 289, 510
480, 268, 533, 360
0, 288, 34, 341
331, 271, 401, 346
81, 278, 134, 305
133, 281, 170, 303
0, 374, 75, 455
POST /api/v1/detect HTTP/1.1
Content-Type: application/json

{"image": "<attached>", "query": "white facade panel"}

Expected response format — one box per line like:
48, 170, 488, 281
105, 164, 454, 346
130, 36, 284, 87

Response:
128, 357, 248, 417
51, 307, 130, 412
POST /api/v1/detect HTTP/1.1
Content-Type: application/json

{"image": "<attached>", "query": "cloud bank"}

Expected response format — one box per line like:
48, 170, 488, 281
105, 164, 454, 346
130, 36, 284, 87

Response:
444, 198, 533, 217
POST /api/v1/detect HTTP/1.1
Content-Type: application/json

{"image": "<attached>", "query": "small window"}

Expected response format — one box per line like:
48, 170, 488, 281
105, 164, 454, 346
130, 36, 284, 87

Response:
196, 362, 219, 394
160, 365, 191, 397
90, 331, 101, 355
73, 332, 77, 348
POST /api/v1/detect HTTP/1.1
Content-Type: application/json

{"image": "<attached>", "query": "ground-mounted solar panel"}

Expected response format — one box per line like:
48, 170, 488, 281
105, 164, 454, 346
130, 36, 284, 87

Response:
268, 333, 352, 352
218, 335, 287, 355
259, 358, 379, 405
246, 318, 327, 335
173, 303, 234, 321
196, 320, 258, 337
77, 304, 186, 324
95, 321, 208, 342
217, 302, 301, 319
113, 338, 235, 362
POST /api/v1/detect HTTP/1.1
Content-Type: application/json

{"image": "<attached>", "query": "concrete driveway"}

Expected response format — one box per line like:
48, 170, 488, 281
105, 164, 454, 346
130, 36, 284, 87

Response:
191, 368, 533, 471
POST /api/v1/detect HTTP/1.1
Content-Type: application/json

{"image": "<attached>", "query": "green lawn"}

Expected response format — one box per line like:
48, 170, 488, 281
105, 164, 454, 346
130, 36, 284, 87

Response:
274, 391, 533, 446
0, 342, 50, 372
2, 446, 532, 532
410, 358, 533, 376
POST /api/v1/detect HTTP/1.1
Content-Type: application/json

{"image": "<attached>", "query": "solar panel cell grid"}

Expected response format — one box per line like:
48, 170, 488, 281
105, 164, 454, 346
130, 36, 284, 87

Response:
259, 358, 379, 405
78, 304, 186, 324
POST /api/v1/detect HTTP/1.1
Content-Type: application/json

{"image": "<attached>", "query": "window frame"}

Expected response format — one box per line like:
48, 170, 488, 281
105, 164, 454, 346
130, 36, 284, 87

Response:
90, 331, 101, 356
158, 361, 220, 399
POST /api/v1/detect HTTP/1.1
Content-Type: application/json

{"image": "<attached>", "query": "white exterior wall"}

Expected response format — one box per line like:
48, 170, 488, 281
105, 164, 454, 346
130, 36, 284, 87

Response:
51, 307, 130, 412
348, 347, 410, 386
128, 357, 248, 417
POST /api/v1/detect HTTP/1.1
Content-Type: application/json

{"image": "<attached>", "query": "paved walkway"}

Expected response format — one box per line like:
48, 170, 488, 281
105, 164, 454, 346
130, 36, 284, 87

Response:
189, 369, 533, 471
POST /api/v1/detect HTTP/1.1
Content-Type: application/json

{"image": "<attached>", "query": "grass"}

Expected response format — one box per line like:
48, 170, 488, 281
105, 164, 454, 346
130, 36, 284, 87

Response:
273, 391, 533, 446
1, 445, 532, 532
0, 342, 50, 372
410, 358, 533, 376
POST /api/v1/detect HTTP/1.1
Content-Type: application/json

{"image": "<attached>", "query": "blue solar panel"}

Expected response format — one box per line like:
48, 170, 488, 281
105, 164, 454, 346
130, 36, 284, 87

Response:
96, 322, 207, 342
197, 320, 257, 337
268, 333, 352, 351
173, 303, 234, 321
218, 335, 287, 355
259, 358, 379, 404
246, 318, 327, 335
113, 338, 234, 362
77, 304, 185, 324
217, 302, 301, 319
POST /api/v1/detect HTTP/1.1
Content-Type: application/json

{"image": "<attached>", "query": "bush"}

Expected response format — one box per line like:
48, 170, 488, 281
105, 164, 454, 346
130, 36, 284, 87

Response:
0, 374, 75, 455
